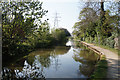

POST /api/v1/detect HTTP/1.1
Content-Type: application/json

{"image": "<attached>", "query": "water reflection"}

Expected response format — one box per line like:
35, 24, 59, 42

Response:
73, 46, 99, 77
2, 45, 99, 79
2, 46, 71, 79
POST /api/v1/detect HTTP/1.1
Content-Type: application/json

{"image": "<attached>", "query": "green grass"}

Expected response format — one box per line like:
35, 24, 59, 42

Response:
90, 55, 108, 79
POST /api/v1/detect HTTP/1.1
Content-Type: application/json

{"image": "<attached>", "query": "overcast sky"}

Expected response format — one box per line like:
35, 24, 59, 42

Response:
40, 0, 82, 33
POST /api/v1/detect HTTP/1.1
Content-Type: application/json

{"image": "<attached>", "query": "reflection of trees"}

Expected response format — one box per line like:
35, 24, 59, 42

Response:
38, 55, 51, 68
73, 48, 99, 77
51, 53, 60, 71
79, 64, 94, 77
2, 46, 71, 79
50, 46, 71, 71
53, 46, 71, 55
72, 41, 87, 49
26, 46, 70, 65
23, 46, 70, 72
27, 46, 70, 70
2, 56, 45, 79
27, 50, 53, 66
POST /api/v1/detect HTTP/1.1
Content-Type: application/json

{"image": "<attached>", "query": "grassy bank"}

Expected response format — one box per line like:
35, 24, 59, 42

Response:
90, 55, 108, 79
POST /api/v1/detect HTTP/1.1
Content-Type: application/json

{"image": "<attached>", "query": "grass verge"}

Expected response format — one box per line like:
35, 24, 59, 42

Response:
89, 55, 108, 79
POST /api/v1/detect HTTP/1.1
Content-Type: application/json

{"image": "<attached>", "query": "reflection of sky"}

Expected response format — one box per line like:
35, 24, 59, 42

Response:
7, 46, 86, 78
3, 45, 99, 79
44, 47, 85, 78
40, 0, 82, 33
14, 47, 86, 78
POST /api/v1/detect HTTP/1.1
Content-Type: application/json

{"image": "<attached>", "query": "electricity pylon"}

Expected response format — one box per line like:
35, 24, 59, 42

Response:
53, 12, 61, 28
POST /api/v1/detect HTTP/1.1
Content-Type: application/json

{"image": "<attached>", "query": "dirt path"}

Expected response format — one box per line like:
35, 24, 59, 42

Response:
81, 41, 119, 78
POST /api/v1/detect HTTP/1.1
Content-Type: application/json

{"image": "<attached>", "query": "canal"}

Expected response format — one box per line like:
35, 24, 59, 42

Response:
2, 41, 99, 79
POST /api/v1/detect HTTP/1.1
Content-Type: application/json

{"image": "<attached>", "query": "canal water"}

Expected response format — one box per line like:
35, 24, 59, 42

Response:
2, 41, 99, 79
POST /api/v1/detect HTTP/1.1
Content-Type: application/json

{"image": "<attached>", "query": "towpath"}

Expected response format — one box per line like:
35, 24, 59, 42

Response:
80, 41, 119, 78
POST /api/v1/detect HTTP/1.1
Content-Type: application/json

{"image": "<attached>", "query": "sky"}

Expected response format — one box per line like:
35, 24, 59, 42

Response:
39, 0, 119, 33
39, 0, 82, 33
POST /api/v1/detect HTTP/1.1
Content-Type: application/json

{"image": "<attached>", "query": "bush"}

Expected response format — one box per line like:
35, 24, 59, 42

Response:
93, 35, 98, 44
103, 32, 118, 48
105, 37, 115, 48
85, 37, 90, 43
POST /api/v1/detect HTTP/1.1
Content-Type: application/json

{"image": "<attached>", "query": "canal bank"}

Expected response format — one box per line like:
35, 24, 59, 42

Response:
80, 41, 119, 78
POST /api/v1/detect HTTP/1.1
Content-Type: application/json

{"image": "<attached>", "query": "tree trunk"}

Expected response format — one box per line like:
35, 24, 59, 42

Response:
100, 0, 105, 26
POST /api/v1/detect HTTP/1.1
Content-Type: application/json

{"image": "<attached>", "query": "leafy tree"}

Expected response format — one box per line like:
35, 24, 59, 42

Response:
2, 1, 48, 56
73, 7, 98, 41
73, 1, 120, 49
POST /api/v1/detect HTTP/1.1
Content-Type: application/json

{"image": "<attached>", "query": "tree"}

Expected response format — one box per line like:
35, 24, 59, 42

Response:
2, 1, 48, 56
73, 7, 98, 41
73, 1, 120, 49
51, 28, 70, 45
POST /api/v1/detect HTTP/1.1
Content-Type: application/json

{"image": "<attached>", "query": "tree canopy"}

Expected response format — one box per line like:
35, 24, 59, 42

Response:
73, 1, 120, 49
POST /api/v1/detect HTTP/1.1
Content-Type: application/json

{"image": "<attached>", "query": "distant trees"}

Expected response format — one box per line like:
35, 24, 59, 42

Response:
73, 1, 120, 49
